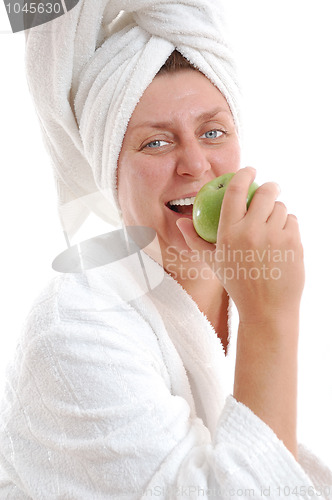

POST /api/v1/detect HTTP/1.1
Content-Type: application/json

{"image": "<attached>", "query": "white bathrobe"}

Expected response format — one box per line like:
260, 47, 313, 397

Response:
0, 250, 331, 499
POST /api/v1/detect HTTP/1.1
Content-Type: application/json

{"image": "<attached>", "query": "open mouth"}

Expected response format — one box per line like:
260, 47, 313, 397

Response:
166, 196, 195, 216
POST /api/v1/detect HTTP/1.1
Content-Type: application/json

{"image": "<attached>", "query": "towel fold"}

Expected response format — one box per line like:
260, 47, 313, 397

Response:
25, 0, 241, 241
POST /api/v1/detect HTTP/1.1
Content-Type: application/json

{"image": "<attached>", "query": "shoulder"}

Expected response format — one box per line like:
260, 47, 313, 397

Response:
18, 263, 167, 366
1, 265, 173, 416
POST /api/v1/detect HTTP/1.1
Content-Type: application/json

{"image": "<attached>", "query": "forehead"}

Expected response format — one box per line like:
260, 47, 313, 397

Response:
127, 70, 232, 128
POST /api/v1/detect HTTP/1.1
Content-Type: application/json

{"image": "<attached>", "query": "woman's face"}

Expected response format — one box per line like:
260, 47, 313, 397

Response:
117, 70, 241, 253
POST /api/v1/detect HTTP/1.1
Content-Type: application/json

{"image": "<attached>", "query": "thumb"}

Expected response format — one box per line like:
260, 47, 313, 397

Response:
176, 218, 215, 252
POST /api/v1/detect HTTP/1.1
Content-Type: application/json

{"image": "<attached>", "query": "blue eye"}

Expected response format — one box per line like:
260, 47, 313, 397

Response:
202, 130, 224, 139
145, 140, 169, 148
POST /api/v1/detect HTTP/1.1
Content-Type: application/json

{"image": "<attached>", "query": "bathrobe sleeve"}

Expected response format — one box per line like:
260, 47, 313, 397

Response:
0, 285, 331, 499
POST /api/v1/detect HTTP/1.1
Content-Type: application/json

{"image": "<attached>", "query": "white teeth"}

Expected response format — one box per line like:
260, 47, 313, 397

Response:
169, 196, 196, 206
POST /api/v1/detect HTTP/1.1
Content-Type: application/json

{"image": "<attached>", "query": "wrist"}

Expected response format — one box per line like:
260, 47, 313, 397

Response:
238, 306, 301, 341
237, 317, 300, 355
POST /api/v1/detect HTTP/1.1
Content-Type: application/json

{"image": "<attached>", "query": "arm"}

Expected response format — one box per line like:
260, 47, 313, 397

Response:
177, 167, 305, 458
234, 315, 299, 458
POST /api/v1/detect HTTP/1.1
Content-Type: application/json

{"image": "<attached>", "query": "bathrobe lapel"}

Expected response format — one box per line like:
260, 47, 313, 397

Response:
146, 269, 237, 436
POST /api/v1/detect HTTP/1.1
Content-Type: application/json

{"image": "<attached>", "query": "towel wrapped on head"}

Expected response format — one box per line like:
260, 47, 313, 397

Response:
25, 0, 241, 241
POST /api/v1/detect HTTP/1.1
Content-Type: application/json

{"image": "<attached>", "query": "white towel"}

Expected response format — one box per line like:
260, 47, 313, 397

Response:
25, 0, 241, 242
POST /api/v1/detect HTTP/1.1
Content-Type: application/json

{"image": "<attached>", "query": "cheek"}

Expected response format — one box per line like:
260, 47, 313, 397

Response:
211, 142, 241, 175
117, 158, 166, 220
121, 166, 161, 198
224, 137, 241, 170
123, 153, 170, 192
231, 146, 241, 171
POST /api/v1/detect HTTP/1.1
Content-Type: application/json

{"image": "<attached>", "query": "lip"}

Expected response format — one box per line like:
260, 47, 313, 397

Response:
166, 205, 193, 219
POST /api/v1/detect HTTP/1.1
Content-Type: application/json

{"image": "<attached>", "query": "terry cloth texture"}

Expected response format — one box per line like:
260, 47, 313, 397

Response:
24, 0, 241, 241
0, 254, 332, 499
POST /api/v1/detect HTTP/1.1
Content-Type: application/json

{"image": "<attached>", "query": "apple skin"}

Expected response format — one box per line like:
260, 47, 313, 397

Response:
193, 173, 259, 243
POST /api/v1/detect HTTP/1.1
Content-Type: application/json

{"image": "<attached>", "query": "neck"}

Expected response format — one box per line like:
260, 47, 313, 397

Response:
161, 245, 230, 354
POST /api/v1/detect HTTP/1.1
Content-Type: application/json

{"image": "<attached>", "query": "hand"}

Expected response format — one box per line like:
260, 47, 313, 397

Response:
177, 167, 305, 325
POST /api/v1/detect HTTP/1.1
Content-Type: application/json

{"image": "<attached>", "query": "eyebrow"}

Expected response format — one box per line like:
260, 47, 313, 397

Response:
130, 107, 230, 131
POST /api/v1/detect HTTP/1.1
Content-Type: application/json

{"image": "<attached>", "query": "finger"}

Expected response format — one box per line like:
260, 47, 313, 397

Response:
219, 167, 257, 230
283, 214, 304, 259
283, 213, 300, 233
266, 201, 288, 229
176, 218, 215, 252
245, 182, 280, 223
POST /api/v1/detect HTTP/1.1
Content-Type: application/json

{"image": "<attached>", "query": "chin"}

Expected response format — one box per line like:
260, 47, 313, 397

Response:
157, 225, 192, 259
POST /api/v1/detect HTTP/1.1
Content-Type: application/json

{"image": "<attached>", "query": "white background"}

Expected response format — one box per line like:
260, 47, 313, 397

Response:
1, 0, 332, 467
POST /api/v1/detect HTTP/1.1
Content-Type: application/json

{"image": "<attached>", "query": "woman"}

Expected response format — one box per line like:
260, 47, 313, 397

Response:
0, 1, 331, 498
118, 52, 302, 455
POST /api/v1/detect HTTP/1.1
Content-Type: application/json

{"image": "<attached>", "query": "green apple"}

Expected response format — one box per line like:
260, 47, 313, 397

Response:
193, 173, 259, 243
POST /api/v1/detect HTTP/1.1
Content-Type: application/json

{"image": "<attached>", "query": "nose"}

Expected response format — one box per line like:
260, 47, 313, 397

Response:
176, 138, 211, 178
